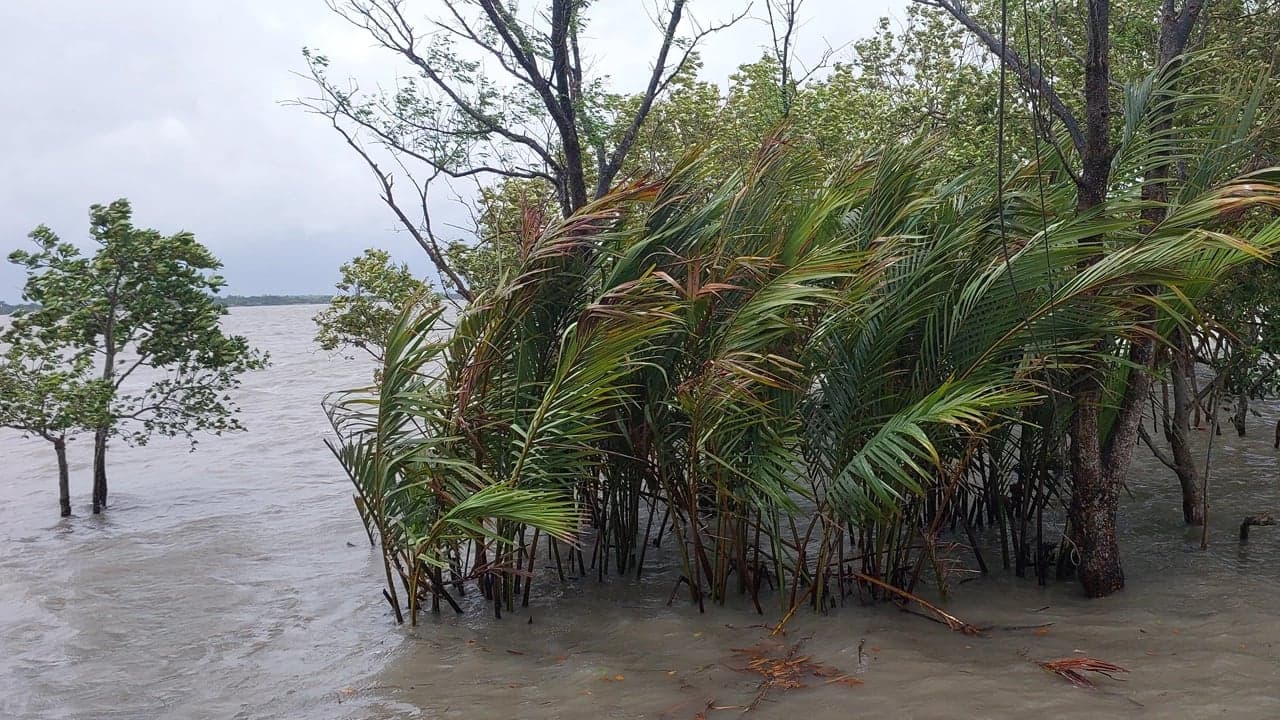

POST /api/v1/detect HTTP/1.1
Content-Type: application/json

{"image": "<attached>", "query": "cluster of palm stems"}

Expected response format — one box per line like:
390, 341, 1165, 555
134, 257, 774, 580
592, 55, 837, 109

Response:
325, 67, 1280, 624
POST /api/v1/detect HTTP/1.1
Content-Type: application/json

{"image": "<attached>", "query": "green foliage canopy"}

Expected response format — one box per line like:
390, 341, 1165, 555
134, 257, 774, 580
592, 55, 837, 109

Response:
314, 248, 440, 362
6, 199, 268, 448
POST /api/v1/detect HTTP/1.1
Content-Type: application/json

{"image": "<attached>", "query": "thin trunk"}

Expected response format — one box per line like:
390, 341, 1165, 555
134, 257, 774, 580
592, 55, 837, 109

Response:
1146, 0, 1207, 520
54, 436, 71, 518
92, 427, 109, 513
550, 0, 589, 214
95, 308, 117, 514
1232, 384, 1249, 437
1169, 332, 1204, 524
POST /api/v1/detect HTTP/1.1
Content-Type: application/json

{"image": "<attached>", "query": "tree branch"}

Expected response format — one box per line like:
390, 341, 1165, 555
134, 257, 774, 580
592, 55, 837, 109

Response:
1137, 424, 1178, 471
599, 2, 746, 197
328, 0, 563, 170
915, 0, 1086, 156
325, 111, 474, 301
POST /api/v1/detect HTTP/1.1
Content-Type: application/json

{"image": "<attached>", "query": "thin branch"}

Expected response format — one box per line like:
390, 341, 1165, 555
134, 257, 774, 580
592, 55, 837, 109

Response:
915, 0, 1086, 156
1137, 424, 1178, 471
330, 0, 562, 169
323, 110, 473, 301
599, 2, 747, 196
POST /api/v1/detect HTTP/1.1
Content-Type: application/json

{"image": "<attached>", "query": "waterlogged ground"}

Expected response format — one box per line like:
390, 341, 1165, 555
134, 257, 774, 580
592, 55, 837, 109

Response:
3, 304, 1280, 719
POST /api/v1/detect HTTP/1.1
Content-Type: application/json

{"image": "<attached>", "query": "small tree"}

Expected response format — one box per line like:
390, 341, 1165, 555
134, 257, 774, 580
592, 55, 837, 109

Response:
8, 199, 268, 514
0, 338, 110, 516
314, 248, 439, 363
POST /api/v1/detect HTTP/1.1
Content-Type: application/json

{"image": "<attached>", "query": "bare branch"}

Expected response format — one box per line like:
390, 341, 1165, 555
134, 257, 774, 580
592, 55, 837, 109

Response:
329, 0, 563, 169
915, 0, 1087, 156
599, 2, 747, 196
1137, 424, 1179, 471
315, 104, 474, 301
290, 67, 557, 186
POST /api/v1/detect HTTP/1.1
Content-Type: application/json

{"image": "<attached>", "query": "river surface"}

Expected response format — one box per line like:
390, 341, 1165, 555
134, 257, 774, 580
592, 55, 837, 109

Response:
3, 304, 1280, 719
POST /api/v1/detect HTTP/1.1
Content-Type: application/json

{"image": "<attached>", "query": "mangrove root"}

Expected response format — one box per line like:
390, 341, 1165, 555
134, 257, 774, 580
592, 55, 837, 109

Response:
1240, 513, 1275, 541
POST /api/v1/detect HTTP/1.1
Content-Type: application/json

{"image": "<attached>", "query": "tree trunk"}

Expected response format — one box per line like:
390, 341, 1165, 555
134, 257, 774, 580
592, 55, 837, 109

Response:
1232, 388, 1247, 437
1066, 0, 1126, 599
1168, 332, 1204, 524
92, 427, 109, 513
935, 0, 1207, 598
54, 436, 71, 518
1069, 384, 1125, 598
1067, 0, 1208, 595
95, 304, 117, 514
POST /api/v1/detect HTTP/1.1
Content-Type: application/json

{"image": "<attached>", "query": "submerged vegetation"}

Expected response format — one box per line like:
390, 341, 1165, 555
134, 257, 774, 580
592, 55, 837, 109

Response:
1, 200, 267, 516
297, 0, 1280, 626
325, 82, 1280, 622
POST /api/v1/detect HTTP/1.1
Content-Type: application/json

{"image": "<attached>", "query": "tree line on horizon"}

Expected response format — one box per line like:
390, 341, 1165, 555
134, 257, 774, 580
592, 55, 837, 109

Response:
3, 294, 349, 316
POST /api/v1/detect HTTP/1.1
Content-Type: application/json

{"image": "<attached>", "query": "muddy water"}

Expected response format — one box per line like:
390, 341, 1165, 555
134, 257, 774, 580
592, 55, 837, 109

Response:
3, 304, 1280, 719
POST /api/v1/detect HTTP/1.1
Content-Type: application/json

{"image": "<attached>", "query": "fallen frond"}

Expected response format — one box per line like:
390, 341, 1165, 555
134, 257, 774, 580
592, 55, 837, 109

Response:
1036, 657, 1129, 688
730, 637, 861, 712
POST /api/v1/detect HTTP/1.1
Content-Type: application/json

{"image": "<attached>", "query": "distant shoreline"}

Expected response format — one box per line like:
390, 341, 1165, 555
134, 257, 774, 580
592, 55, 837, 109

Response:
0, 294, 334, 316
214, 295, 333, 308
1, 293, 466, 316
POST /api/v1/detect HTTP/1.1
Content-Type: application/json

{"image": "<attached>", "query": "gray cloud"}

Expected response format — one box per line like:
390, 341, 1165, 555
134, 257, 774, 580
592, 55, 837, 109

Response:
0, 0, 906, 299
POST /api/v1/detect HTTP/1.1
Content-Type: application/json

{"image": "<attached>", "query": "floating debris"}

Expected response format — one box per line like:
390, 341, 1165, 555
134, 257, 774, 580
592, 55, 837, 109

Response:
1036, 657, 1129, 689
730, 636, 861, 712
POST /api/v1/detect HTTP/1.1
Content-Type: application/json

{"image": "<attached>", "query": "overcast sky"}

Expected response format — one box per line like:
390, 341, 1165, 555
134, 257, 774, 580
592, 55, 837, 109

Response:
0, 0, 908, 299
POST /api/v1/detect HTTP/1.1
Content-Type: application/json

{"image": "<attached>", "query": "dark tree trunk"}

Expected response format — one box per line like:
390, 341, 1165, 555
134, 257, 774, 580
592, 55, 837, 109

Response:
1068, 0, 1206, 595
92, 427, 109, 513
1232, 383, 1249, 437
931, 0, 1207, 598
1069, 384, 1125, 597
1067, 0, 1128, 598
1167, 331, 1204, 524
95, 304, 117, 514
54, 436, 71, 518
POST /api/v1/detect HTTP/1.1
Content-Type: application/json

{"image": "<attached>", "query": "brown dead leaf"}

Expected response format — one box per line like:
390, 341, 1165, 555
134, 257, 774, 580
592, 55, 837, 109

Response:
1037, 657, 1129, 689
732, 637, 859, 711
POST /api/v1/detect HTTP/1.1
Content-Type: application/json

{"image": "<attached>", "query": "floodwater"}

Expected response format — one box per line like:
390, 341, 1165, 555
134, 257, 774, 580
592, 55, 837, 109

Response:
3, 304, 1280, 719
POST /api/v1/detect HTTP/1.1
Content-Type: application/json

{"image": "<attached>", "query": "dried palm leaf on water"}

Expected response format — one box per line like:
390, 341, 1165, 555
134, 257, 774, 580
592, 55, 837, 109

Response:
730, 636, 861, 712
1037, 657, 1129, 688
